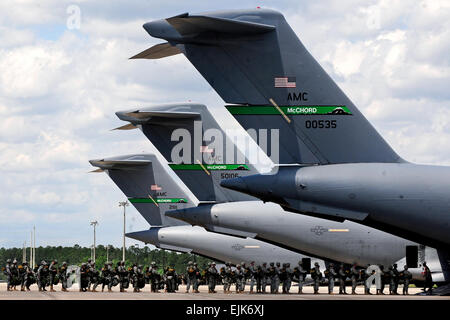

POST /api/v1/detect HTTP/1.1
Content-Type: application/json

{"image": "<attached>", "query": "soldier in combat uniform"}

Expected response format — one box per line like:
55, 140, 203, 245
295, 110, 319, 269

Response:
401, 265, 412, 295
338, 264, 347, 294
248, 261, 256, 294
207, 262, 218, 293
422, 261, 433, 295
49, 259, 58, 292
221, 262, 232, 294
325, 263, 337, 294
311, 262, 322, 294
59, 262, 69, 292
185, 261, 196, 293
261, 262, 268, 293
4, 259, 12, 291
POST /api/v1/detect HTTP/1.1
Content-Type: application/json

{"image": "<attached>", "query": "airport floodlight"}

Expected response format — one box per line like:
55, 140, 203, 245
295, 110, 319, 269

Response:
90, 221, 98, 263
119, 201, 129, 261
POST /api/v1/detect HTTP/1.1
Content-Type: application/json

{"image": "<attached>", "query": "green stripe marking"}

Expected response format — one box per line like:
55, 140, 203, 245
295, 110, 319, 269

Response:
129, 198, 188, 203
225, 105, 352, 115
169, 164, 250, 171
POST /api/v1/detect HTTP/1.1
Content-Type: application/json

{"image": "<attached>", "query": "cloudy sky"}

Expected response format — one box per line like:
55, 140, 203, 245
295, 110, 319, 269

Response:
0, 0, 449, 249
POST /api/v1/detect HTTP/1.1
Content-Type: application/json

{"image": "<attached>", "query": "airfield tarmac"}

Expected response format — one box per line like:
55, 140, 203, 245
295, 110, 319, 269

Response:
0, 283, 448, 300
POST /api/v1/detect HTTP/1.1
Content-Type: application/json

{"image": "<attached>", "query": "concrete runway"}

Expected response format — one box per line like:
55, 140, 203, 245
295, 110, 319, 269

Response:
0, 283, 448, 300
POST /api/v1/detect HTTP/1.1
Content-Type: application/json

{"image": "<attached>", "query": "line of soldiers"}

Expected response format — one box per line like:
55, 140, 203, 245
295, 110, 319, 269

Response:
4, 258, 433, 294
2, 258, 69, 292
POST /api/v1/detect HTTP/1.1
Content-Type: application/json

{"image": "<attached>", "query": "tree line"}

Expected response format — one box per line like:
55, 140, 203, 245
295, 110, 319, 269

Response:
0, 245, 213, 280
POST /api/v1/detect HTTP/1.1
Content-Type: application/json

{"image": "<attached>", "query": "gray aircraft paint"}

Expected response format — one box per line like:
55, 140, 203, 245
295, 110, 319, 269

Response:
137, 9, 450, 253
115, 103, 442, 279
89, 154, 316, 266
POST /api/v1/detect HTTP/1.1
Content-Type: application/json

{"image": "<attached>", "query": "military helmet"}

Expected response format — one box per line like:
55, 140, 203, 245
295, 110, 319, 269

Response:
188, 261, 193, 265
41, 260, 46, 265
88, 258, 92, 263
276, 262, 280, 266
236, 264, 241, 268
270, 262, 274, 266
151, 261, 156, 265
193, 262, 198, 266
263, 262, 267, 266
404, 265, 408, 269
62, 262, 67, 265
314, 262, 319, 267
13, 259, 17, 264
6, 259, 11, 263
286, 263, 290, 267
211, 262, 216, 266
54, 259, 58, 264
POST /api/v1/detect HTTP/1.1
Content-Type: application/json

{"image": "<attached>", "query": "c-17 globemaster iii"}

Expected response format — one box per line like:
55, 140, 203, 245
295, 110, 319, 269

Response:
114, 102, 446, 283
136, 8, 450, 268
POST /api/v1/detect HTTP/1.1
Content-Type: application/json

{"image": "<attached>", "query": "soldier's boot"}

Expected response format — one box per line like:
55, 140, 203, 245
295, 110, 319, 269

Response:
50, 285, 56, 292
376, 289, 382, 295
250, 289, 254, 294
21, 286, 25, 291
365, 288, 372, 295
108, 288, 112, 292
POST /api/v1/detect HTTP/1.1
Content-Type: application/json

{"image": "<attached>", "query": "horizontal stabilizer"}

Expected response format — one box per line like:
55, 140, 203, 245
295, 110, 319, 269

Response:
111, 123, 137, 131
120, 110, 200, 121
89, 158, 150, 170
130, 42, 181, 60
89, 168, 104, 173
166, 14, 275, 36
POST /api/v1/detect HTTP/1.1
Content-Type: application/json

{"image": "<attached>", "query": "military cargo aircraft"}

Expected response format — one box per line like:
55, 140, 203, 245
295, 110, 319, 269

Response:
113, 103, 447, 282
135, 7, 450, 272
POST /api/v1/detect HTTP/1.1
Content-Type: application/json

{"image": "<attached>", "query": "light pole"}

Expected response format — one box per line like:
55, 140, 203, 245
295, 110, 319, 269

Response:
118, 201, 129, 262
90, 221, 98, 263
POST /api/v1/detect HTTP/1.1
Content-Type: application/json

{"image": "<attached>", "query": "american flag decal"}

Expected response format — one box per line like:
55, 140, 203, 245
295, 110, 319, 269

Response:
274, 77, 296, 88
150, 184, 162, 191
200, 145, 214, 153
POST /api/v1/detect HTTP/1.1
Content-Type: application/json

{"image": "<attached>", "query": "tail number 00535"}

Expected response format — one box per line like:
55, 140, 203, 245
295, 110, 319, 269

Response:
305, 120, 337, 129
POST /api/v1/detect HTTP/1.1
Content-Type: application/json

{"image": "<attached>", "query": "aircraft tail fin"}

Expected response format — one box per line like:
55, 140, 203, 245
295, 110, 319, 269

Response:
89, 154, 193, 227
142, 8, 402, 164
115, 103, 258, 203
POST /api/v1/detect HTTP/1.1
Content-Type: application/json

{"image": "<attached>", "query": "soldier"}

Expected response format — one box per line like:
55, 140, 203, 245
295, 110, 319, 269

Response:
268, 262, 276, 293
150, 262, 161, 293
131, 263, 139, 292
392, 263, 400, 294
186, 261, 196, 293
234, 264, 244, 293
422, 261, 433, 295
401, 265, 412, 295
261, 262, 268, 293
86, 258, 93, 291
37, 260, 49, 292
255, 264, 264, 293
248, 261, 256, 294
221, 262, 232, 294
10, 259, 19, 291
59, 262, 68, 292
49, 259, 58, 292
293, 261, 305, 294
311, 262, 322, 294
90, 262, 100, 292
284, 263, 292, 294
325, 263, 337, 294
23, 262, 35, 291
4, 259, 12, 291
165, 265, 177, 293
274, 262, 281, 293
388, 265, 399, 295
350, 263, 359, 294
118, 261, 129, 292
207, 262, 218, 293
338, 264, 347, 294
193, 262, 201, 293
18, 262, 27, 291
101, 262, 111, 292
379, 265, 387, 295
79, 263, 89, 292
